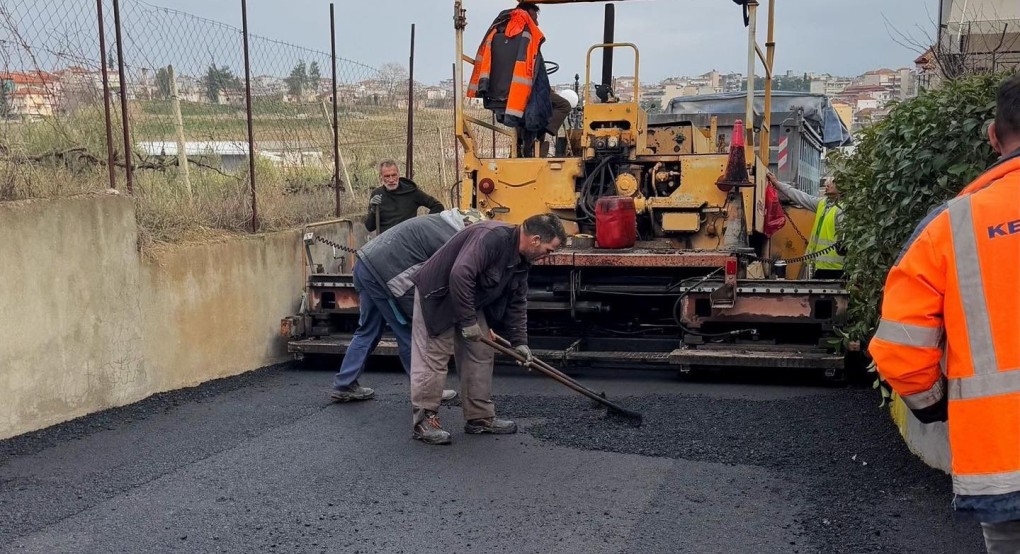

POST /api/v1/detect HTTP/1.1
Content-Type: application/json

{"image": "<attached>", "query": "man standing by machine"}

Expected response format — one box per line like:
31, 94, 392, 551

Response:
407, 214, 566, 445
365, 159, 444, 235
467, 2, 571, 157
330, 208, 485, 403
517, 3, 573, 156
767, 171, 845, 279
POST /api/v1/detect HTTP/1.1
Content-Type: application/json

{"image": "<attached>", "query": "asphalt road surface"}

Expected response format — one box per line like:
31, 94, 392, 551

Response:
0, 361, 984, 553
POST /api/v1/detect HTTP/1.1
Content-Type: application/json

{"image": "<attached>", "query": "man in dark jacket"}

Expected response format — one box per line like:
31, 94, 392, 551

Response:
408, 213, 567, 445
364, 159, 444, 235
518, 4, 572, 157
330, 208, 485, 403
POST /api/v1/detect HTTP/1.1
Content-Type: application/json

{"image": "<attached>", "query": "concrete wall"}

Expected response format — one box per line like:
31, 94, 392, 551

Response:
0, 196, 148, 439
140, 230, 302, 392
890, 395, 951, 473
0, 194, 305, 440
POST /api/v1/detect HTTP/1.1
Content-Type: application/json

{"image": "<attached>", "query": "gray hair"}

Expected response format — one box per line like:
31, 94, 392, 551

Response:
378, 159, 399, 173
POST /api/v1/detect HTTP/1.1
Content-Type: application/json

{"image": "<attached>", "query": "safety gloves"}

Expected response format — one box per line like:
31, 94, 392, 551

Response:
515, 344, 533, 365
461, 323, 483, 342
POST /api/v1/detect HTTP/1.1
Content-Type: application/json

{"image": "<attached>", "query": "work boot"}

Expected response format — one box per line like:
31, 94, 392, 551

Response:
464, 417, 517, 435
329, 380, 374, 402
441, 389, 458, 402
413, 411, 452, 445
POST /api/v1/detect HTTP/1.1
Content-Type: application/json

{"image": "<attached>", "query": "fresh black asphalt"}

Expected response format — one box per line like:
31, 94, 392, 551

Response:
0, 362, 984, 553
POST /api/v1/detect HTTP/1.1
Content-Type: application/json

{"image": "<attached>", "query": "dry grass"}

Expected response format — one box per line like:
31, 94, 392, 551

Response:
0, 101, 457, 250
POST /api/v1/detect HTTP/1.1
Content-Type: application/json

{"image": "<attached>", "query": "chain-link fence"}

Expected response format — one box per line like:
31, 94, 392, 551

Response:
0, 0, 460, 243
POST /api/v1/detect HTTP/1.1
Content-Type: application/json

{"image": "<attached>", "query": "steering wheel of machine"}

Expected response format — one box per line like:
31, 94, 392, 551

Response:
544, 60, 559, 76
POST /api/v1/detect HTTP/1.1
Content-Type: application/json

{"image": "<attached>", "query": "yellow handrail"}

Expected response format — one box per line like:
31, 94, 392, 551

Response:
584, 42, 640, 105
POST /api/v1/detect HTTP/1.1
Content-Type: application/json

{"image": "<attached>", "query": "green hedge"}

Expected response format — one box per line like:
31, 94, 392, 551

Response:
830, 72, 1009, 348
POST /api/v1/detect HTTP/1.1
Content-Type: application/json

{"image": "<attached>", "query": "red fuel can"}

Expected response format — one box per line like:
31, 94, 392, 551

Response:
595, 196, 637, 249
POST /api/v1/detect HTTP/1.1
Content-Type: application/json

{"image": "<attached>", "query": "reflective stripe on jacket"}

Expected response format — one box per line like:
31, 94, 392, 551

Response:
806, 201, 844, 270
869, 154, 1020, 499
467, 8, 544, 119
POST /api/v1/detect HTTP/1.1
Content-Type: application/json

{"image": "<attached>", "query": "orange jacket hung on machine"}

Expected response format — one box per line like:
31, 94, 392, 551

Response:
869, 151, 1020, 508
467, 7, 544, 121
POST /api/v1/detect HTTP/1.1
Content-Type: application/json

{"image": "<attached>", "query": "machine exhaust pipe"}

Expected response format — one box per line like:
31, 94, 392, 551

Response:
601, 3, 614, 91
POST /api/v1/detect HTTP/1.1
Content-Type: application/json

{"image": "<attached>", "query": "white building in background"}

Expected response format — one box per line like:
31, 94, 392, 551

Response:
136, 140, 324, 173
936, 0, 1020, 75
0, 71, 60, 120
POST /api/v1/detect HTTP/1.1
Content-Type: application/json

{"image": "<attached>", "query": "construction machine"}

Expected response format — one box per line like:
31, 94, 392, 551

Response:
283, 0, 856, 378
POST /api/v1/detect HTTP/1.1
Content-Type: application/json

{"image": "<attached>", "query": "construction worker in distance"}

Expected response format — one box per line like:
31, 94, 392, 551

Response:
517, 3, 573, 158
467, 2, 570, 158
407, 214, 566, 445
329, 208, 486, 403
868, 73, 1020, 553
766, 171, 845, 279
365, 159, 444, 236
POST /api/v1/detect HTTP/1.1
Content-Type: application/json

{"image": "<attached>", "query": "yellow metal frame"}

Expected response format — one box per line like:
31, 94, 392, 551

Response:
454, 0, 776, 161
583, 42, 639, 105
741, 0, 776, 236
745, 0, 777, 165
452, 0, 778, 239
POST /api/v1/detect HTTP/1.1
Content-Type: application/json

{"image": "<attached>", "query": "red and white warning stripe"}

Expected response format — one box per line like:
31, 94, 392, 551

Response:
777, 136, 789, 170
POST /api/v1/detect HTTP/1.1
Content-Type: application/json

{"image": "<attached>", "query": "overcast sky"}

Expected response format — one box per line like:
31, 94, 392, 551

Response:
152, 0, 940, 84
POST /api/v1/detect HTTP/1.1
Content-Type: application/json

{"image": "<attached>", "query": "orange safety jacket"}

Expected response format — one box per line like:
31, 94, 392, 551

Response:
467, 8, 545, 119
869, 151, 1020, 501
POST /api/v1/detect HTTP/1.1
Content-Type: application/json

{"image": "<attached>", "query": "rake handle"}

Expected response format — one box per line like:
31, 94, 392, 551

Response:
481, 335, 642, 421
491, 335, 575, 383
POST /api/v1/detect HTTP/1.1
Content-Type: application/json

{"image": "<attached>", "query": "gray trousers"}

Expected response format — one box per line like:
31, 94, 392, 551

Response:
409, 290, 495, 427
983, 521, 1020, 553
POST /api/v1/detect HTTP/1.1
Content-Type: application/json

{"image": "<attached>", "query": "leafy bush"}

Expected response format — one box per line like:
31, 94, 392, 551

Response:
830, 72, 1009, 346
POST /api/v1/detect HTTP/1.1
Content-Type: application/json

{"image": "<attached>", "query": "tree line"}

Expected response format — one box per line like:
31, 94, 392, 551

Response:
151, 60, 323, 104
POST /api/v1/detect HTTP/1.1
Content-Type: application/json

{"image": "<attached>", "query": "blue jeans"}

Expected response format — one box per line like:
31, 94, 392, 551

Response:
331, 263, 413, 389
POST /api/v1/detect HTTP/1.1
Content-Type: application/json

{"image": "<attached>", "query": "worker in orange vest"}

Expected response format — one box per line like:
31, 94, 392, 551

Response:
869, 73, 1020, 553
467, 2, 570, 158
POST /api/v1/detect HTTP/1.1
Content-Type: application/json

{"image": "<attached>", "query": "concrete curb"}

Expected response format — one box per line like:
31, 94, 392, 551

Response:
889, 395, 951, 473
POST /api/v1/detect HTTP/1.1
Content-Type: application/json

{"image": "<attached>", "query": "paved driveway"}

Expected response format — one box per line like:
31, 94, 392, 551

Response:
0, 363, 983, 553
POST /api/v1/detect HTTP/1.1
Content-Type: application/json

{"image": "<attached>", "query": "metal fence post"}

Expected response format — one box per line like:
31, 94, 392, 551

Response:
111, 0, 133, 193
437, 125, 447, 188
96, 0, 116, 190
241, 0, 258, 232
405, 23, 415, 180
451, 62, 460, 207
330, 3, 341, 216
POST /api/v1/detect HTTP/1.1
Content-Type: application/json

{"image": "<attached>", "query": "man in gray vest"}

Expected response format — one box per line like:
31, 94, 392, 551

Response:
330, 208, 486, 402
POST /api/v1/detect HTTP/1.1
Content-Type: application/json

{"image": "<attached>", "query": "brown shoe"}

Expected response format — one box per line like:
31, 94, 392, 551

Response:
464, 417, 517, 435
413, 411, 452, 445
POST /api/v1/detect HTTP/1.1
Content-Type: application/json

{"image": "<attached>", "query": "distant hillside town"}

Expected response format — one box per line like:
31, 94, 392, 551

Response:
0, 61, 951, 135
538, 66, 920, 132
